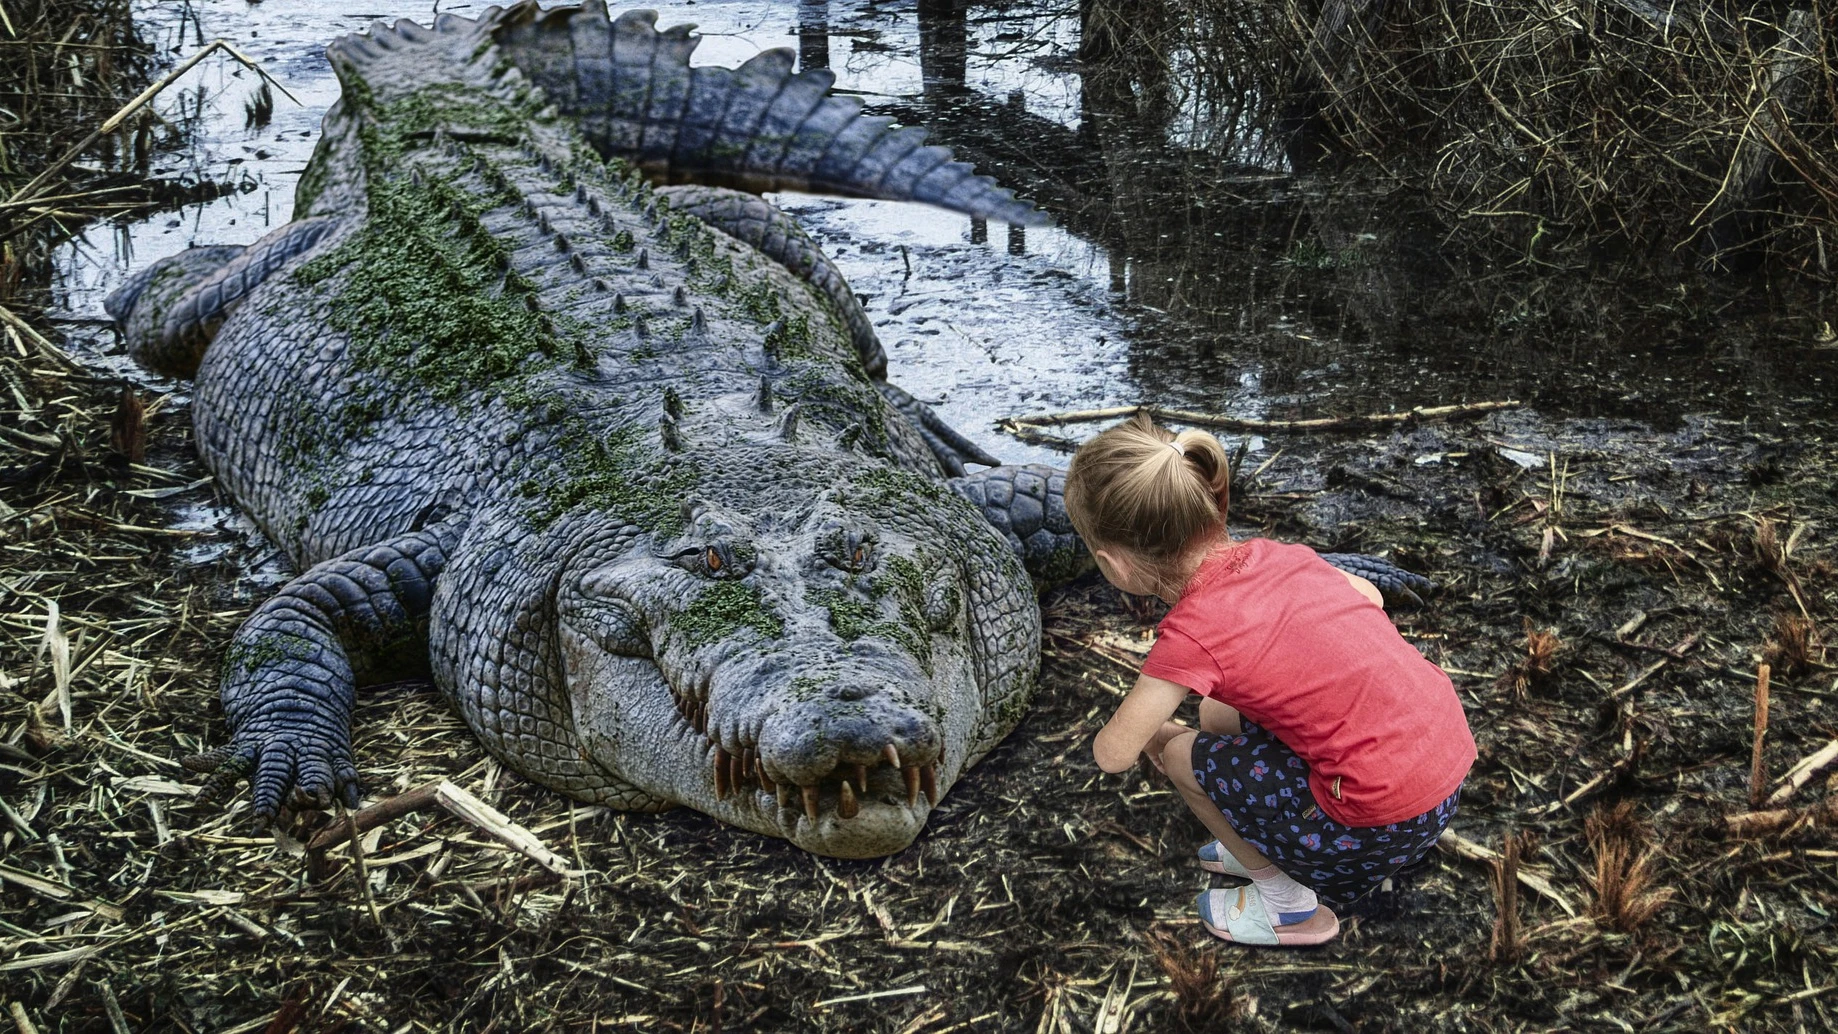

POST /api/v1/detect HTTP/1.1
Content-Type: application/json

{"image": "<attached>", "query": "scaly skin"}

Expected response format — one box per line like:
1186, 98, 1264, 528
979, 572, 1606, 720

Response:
116, 5, 1432, 859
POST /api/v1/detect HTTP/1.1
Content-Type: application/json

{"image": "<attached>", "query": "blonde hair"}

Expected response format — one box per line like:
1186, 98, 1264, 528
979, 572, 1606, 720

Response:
1064, 412, 1231, 569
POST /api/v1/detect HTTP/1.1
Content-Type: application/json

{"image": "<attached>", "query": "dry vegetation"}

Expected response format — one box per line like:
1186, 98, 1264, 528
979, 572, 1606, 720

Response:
1155, 0, 1838, 273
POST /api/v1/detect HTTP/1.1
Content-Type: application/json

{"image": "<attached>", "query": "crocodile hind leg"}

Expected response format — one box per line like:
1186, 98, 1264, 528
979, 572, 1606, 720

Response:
105, 216, 340, 379
183, 519, 461, 817
660, 184, 1001, 476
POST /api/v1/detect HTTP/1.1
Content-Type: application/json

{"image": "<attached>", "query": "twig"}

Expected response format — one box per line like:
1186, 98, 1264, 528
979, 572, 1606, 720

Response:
6, 40, 298, 207
1725, 796, 1838, 837
999, 399, 1521, 436
1438, 830, 1577, 916
307, 780, 581, 879
0, 303, 82, 372
342, 804, 384, 927
1767, 736, 1838, 807
306, 783, 440, 852
1750, 664, 1771, 808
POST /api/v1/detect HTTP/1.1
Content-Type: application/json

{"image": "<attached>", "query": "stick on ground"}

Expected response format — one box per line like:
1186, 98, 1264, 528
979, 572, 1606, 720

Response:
1750, 663, 1771, 808
1767, 736, 1838, 807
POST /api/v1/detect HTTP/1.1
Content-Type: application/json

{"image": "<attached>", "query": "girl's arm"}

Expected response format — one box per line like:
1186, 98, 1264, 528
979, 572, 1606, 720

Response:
1092, 673, 1193, 773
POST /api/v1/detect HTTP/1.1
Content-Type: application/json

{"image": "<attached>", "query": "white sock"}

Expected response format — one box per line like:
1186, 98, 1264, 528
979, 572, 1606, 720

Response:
1246, 863, 1318, 926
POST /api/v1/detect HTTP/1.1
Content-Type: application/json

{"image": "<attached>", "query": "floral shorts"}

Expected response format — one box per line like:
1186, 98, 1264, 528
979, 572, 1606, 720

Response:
1191, 723, 1460, 906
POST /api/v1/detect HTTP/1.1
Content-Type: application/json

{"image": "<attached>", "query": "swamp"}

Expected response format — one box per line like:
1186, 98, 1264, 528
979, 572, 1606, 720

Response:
2, 0, 1836, 1030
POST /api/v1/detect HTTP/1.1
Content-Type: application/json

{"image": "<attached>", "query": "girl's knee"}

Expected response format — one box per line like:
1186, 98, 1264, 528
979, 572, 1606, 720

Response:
1162, 731, 1199, 787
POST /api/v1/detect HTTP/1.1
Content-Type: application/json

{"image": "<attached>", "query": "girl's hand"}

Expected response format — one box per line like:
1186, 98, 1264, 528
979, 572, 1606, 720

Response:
1143, 720, 1191, 775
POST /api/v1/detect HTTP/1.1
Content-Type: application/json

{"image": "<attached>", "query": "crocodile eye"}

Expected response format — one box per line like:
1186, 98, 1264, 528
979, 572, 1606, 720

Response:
852, 543, 870, 569
706, 547, 722, 573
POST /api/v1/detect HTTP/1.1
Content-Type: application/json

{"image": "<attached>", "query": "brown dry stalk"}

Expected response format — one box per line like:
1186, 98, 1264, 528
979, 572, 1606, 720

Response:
1489, 830, 1524, 962
1750, 663, 1772, 808
1143, 927, 1243, 1030
1763, 613, 1819, 677
1586, 802, 1676, 934
1499, 620, 1562, 701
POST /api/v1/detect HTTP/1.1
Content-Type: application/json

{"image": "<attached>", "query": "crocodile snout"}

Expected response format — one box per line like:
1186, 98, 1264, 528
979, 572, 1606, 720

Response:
739, 686, 941, 825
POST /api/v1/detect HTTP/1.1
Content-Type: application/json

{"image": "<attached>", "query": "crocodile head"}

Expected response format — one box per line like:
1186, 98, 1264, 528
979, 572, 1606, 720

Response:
541, 449, 1037, 859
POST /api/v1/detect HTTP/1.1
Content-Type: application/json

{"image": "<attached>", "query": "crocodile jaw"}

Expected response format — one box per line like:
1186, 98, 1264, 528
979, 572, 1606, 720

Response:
561, 625, 968, 858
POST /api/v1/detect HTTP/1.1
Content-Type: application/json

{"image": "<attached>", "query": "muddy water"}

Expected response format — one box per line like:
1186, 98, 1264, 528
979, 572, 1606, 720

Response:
49, 0, 1838, 491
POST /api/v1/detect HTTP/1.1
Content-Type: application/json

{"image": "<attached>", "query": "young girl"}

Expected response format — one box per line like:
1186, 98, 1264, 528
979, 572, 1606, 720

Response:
1064, 414, 1475, 946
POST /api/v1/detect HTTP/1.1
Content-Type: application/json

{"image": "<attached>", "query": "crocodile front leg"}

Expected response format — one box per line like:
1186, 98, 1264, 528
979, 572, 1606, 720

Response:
184, 519, 461, 816
882, 382, 1002, 477
950, 464, 1090, 589
951, 464, 1436, 604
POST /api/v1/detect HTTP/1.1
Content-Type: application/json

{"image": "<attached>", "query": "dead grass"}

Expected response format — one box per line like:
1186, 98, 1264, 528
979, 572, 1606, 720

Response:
1499, 621, 1563, 701
1171, 0, 1838, 272
1586, 802, 1677, 936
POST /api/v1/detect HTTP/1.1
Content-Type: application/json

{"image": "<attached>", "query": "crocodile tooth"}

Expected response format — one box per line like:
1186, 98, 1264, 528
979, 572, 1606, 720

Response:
883, 745, 900, 769
672, 286, 687, 307
636, 248, 649, 271
903, 765, 921, 806
714, 748, 731, 799
837, 780, 858, 820
851, 764, 868, 794
802, 785, 820, 824
756, 761, 775, 793
729, 751, 745, 793
776, 781, 791, 809
920, 764, 938, 806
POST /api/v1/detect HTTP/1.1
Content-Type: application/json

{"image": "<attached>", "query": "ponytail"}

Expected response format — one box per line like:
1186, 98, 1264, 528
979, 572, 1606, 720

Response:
1063, 412, 1231, 564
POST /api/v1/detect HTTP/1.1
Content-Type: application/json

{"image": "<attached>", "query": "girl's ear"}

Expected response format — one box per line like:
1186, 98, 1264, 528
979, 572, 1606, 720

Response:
1092, 547, 1141, 594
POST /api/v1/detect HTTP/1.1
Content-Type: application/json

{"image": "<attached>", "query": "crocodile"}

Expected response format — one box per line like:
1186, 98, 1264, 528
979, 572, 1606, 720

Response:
106, 3, 1430, 859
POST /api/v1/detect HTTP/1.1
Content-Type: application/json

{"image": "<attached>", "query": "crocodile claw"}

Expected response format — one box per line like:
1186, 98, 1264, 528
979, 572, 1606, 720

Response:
183, 729, 361, 819
1318, 553, 1436, 607
877, 382, 1000, 477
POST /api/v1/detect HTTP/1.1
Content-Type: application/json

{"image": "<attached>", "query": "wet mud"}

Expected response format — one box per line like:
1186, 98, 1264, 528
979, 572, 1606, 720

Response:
2, 1, 1835, 1031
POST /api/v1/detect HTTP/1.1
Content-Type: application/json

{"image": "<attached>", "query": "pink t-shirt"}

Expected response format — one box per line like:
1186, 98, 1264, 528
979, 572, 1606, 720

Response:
1140, 538, 1475, 827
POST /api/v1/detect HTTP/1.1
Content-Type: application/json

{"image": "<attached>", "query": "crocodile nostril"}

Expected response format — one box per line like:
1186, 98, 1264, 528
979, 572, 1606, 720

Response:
828, 683, 872, 701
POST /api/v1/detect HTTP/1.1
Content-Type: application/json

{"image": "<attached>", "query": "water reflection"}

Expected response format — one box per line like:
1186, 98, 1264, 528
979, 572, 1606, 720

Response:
870, 0, 1836, 423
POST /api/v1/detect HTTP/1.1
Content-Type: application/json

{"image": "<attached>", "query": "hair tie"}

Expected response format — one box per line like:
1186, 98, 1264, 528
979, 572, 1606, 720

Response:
1167, 441, 1184, 457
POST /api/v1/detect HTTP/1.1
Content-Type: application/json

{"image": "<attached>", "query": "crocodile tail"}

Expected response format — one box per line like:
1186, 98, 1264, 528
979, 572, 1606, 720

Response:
491, 2, 1047, 225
